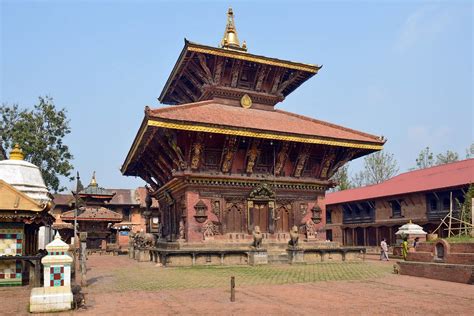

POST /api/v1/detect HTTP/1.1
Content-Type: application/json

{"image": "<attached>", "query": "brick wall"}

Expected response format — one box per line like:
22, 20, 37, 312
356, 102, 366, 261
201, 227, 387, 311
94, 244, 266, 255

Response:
399, 261, 473, 284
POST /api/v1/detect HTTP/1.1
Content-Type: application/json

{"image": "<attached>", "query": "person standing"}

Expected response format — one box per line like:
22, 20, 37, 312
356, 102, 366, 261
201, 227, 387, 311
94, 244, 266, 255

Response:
402, 237, 409, 260
380, 238, 389, 261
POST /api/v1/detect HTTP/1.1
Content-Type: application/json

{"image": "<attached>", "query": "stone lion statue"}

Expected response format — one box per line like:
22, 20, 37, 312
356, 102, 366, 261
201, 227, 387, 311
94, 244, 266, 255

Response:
288, 225, 299, 248
252, 226, 263, 249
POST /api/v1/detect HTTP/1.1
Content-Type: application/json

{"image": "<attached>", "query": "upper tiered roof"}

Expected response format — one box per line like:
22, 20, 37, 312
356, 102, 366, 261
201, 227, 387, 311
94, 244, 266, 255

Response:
159, 8, 321, 107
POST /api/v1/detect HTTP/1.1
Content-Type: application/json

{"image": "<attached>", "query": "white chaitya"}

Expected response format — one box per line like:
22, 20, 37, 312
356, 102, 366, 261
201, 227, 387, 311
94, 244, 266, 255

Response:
0, 145, 50, 205
395, 221, 427, 236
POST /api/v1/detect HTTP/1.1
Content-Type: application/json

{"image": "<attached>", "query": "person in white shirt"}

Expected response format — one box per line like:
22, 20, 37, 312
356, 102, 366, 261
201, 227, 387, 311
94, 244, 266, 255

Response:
380, 238, 389, 261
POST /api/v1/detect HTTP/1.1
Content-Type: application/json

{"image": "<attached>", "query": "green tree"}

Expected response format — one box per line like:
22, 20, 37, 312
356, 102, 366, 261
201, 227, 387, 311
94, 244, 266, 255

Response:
435, 150, 459, 165
352, 151, 399, 186
414, 146, 435, 169
330, 164, 353, 192
0, 96, 74, 192
460, 184, 473, 236
465, 143, 474, 159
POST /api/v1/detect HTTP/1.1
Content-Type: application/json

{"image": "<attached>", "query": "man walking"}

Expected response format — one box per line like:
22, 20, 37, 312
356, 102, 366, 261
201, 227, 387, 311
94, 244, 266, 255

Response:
380, 238, 389, 261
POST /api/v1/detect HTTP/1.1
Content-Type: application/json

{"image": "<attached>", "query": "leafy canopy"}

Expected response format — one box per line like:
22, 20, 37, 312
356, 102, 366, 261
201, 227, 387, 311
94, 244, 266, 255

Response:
0, 96, 74, 192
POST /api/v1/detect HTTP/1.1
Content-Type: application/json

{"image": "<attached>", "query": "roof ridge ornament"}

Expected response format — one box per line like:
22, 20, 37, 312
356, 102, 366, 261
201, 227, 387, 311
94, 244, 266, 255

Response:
9, 144, 24, 160
220, 7, 247, 52
90, 171, 98, 187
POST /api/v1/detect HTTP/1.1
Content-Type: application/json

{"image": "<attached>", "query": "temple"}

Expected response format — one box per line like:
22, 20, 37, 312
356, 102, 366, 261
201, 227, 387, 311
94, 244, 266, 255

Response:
121, 8, 385, 250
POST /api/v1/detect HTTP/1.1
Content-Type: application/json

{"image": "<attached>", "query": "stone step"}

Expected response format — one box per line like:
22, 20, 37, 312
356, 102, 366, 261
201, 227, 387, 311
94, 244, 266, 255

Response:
268, 253, 289, 264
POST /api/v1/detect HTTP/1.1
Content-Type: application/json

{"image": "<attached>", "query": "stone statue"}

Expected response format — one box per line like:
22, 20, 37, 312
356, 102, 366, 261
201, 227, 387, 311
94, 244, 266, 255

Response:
252, 226, 263, 249
305, 219, 316, 239
135, 231, 157, 248
288, 225, 299, 248
178, 220, 185, 240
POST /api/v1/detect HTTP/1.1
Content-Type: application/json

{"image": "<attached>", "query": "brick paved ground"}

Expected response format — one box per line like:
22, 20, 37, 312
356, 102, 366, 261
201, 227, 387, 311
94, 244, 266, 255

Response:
1, 255, 473, 315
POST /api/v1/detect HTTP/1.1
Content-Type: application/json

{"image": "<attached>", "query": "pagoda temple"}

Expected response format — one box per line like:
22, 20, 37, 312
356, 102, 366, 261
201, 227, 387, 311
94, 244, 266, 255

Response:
60, 173, 123, 249
122, 8, 385, 245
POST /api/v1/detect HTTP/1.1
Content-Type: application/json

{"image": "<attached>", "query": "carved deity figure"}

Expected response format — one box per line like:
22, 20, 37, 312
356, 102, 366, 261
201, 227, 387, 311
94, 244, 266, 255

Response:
203, 220, 219, 240
275, 143, 289, 176
246, 148, 258, 174
305, 219, 316, 239
294, 153, 308, 177
191, 142, 203, 170
222, 151, 234, 173
252, 226, 263, 249
288, 225, 299, 248
178, 220, 185, 240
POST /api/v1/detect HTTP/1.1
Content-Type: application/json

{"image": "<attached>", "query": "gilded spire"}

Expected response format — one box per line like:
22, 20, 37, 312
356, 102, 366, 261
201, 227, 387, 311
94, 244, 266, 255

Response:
9, 144, 24, 160
90, 171, 97, 187
220, 7, 247, 52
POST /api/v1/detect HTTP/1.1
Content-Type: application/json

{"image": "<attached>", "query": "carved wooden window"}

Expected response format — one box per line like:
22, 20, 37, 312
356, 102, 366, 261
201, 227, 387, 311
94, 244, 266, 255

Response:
203, 149, 221, 170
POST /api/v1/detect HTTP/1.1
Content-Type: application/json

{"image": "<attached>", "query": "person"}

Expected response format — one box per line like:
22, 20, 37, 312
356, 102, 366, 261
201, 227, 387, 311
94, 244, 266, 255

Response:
380, 238, 389, 261
413, 237, 420, 248
402, 237, 409, 260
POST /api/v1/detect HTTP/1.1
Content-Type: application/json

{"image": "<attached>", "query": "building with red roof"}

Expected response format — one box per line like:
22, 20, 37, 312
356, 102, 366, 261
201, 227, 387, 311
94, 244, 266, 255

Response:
324, 159, 474, 246
120, 8, 385, 247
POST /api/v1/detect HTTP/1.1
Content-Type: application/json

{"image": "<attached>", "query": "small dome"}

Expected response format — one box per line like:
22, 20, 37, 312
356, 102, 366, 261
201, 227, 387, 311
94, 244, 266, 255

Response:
0, 146, 50, 204
395, 221, 427, 236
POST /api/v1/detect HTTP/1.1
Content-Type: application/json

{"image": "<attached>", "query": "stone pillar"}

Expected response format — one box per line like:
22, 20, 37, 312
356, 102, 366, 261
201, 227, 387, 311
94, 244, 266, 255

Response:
30, 233, 73, 313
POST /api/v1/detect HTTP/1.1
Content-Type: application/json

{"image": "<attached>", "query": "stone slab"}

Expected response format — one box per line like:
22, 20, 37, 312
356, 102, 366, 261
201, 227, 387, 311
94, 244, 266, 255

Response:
248, 250, 268, 265
29, 286, 72, 313
288, 249, 305, 264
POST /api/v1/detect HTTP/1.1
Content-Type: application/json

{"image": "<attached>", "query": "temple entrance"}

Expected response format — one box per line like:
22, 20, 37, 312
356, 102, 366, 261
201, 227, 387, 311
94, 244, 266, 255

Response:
251, 202, 270, 232
275, 206, 291, 233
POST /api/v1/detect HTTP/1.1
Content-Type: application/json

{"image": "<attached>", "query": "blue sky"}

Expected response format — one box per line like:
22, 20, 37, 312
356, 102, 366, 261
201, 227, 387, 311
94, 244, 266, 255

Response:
1, 0, 472, 190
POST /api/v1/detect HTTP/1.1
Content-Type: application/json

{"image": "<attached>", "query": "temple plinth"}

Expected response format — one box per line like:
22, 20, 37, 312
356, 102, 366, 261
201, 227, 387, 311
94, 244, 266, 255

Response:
121, 9, 385, 247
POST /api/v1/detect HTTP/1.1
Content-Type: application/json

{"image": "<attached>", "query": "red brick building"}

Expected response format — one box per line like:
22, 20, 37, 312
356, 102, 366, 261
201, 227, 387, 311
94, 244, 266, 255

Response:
324, 159, 474, 246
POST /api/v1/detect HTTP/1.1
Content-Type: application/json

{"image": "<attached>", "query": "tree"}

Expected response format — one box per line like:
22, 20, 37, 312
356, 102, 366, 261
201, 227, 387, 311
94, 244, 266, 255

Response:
0, 96, 74, 192
353, 151, 399, 186
414, 146, 434, 169
330, 164, 353, 192
465, 143, 474, 159
435, 150, 459, 165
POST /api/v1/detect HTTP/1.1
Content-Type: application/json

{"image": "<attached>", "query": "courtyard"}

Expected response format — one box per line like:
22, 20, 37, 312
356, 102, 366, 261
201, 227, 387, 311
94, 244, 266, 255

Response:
1, 255, 473, 315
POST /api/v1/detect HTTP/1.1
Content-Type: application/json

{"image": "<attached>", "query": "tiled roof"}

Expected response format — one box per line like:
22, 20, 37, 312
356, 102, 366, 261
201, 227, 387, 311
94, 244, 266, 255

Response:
149, 101, 384, 145
325, 159, 474, 205
53, 187, 159, 208
61, 207, 123, 222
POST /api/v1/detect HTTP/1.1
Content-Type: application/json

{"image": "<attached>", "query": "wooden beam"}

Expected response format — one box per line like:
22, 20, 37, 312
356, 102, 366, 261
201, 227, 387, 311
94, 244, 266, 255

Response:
293, 144, 311, 177
245, 139, 261, 174
197, 54, 213, 83
141, 158, 167, 185
270, 69, 284, 94
183, 69, 203, 93
277, 71, 301, 94
230, 60, 243, 88
213, 57, 225, 85
220, 135, 239, 173
255, 65, 271, 91
274, 142, 290, 176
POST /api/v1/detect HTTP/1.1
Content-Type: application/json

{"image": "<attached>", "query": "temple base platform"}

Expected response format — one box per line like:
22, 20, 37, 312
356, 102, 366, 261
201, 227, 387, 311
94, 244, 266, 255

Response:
132, 239, 366, 267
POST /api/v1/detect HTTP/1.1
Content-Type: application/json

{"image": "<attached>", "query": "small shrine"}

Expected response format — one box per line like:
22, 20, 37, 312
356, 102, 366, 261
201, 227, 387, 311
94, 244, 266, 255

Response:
0, 145, 53, 286
29, 233, 73, 312
60, 173, 122, 249
395, 220, 427, 246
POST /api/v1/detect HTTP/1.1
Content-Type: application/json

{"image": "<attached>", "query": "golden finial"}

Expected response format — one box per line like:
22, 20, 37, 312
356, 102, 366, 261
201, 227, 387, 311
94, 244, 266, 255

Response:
220, 7, 247, 52
9, 144, 24, 160
90, 171, 97, 187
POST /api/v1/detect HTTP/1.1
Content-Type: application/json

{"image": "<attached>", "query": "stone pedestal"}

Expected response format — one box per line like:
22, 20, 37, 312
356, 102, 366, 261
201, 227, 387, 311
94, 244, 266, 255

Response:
129, 245, 134, 259
248, 249, 268, 265
30, 287, 73, 313
288, 248, 305, 264
137, 249, 151, 262
30, 233, 73, 313
134, 249, 140, 260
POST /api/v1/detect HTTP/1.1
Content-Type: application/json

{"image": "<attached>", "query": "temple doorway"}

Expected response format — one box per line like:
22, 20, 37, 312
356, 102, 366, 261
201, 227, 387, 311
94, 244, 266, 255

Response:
251, 202, 270, 232
275, 206, 291, 233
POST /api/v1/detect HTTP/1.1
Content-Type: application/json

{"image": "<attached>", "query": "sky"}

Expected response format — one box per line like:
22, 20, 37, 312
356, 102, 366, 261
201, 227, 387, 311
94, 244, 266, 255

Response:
1, 0, 473, 190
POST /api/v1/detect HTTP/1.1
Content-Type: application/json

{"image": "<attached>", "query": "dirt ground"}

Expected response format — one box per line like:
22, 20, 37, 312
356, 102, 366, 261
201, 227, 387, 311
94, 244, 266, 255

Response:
1, 255, 473, 316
